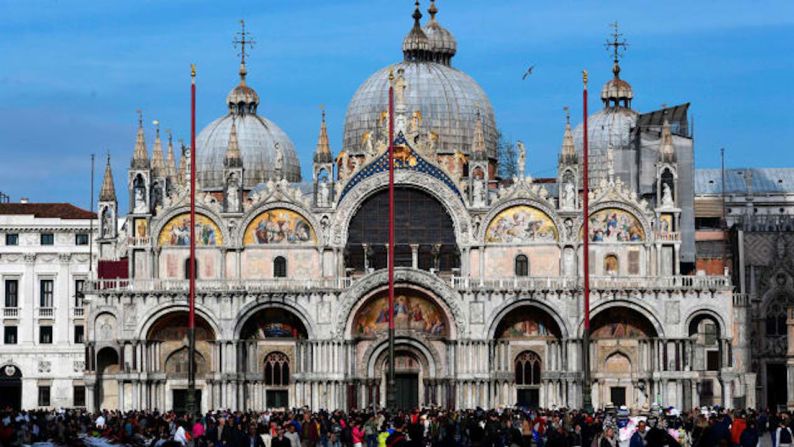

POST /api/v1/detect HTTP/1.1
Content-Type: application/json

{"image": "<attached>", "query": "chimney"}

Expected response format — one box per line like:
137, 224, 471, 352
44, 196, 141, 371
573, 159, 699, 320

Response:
19, 197, 29, 204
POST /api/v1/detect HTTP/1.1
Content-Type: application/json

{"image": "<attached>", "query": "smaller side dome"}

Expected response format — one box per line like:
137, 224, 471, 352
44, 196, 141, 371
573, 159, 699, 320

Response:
423, 0, 457, 66
226, 63, 260, 115
403, 1, 431, 62
601, 62, 633, 108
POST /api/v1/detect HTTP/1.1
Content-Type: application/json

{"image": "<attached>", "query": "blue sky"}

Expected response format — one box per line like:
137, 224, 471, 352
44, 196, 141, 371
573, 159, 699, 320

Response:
1, 0, 792, 212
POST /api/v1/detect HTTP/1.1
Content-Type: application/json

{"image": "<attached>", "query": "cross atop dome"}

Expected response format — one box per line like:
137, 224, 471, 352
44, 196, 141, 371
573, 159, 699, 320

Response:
600, 21, 633, 108
233, 19, 256, 84
605, 21, 629, 70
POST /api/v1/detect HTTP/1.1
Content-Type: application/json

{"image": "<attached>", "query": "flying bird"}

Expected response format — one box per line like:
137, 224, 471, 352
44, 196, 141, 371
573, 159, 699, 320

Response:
522, 65, 535, 80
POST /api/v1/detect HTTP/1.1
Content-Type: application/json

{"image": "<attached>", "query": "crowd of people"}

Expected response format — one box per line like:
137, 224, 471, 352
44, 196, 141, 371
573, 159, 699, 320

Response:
0, 405, 788, 447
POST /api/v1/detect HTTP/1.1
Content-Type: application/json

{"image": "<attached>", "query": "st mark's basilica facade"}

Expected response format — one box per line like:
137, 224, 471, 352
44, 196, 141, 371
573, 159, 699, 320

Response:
84, 3, 752, 412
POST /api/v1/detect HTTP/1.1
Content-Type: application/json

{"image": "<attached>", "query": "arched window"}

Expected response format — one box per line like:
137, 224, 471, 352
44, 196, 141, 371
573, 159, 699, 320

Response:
273, 256, 287, 278
515, 255, 529, 277
184, 258, 198, 279
515, 351, 541, 385
264, 352, 290, 386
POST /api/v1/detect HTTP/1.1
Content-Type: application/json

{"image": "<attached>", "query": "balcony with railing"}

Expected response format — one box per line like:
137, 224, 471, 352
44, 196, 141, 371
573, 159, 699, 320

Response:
450, 275, 732, 292
3, 307, 19, 318
72, 307, 85, 318
38, 307, 54, 318
88, 277, 355, 294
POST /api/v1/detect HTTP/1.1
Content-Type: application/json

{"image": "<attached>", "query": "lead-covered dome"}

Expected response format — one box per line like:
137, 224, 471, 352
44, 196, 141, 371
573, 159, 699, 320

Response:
196, 64, 301, 189
343, 1, 497, 158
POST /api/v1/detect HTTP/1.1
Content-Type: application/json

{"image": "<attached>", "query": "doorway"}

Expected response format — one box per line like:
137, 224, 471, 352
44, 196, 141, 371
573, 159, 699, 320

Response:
266, 390, 289, 409
768, 363, 787, 410
394, 373, 419, 409
610, 387, 626, 407
172, 389, 202, 414
0, 365, 22, 410
517, 388, 540, 409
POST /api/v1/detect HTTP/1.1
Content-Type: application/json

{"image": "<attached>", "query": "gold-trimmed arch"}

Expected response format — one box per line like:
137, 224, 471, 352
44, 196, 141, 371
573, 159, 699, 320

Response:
157, 213, 223, 246
485, 205, 558, 243
585, 207, 645, 242
243, 208, 316, 245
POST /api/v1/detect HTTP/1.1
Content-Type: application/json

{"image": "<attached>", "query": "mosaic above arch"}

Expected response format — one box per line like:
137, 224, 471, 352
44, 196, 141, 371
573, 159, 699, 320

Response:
496, 307, 562, 339
353, 289, 448, 338
485, 205, 558, 243
243, 208, 316, 245
240, 308, 308, 339
586, 208, 644, 242
158, 213, 223, 247
591, 307, 655, 339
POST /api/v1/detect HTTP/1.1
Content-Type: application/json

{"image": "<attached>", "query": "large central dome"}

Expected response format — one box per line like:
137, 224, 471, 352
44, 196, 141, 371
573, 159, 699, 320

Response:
342, 1, 497, 158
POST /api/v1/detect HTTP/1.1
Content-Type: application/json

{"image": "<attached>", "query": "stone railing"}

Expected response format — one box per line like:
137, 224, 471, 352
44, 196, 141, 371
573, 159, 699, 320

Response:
88, 277, 355, 294
451, 275, 732, 291
3, 307, 19, 318
72, 307, 85, 318
38, 307, 54, 318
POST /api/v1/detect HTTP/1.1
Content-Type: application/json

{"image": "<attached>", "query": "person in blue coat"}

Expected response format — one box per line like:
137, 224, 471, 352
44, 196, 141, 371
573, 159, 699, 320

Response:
629, 420, 648, 447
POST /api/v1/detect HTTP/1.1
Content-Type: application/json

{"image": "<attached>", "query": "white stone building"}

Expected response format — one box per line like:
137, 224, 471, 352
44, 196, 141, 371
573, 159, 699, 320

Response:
84, 2, 753, 412
0, 201, 95, 409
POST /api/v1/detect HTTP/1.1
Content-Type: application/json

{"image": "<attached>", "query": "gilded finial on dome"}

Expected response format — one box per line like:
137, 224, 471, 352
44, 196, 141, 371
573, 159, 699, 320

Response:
428, 0, 438, 20
403, 1, 430, 61
605, 21, 628, 79
600, 22, 633, 108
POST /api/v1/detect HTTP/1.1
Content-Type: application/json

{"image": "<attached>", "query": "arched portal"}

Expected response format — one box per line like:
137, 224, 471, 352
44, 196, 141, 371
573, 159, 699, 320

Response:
372, 343, 434, 410
238, 308, 307, 410
0, 364, 22, 410
345, 188, 459, 273
95, 347, 120, 410
146, 311, 216, 413
493, 305, 562, 408
590, 307, 657, 409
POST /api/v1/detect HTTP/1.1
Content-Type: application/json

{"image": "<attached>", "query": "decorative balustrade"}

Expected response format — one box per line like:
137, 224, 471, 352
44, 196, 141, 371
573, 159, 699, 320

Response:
38, 307, 54, 318
3, 307, 19, 318
73, 307, 85, 318
451, 275, 732, 291
88, 277, 355, 294
654, 231, 681, 241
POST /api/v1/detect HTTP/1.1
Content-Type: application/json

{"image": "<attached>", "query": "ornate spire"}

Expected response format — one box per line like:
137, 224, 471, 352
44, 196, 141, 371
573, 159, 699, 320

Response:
166, 130, 178, 180
224, 119, 243, 168
150, 120, 165, 177
131, 110, 149, 169
560, 106, 577, 163
228, 19, 260, 115
428, 0, 438, 20
178, 140, 188, 187
471, 110, 487, 161
659, 118, 676, 162
314, 108, 333, 164
99, 153, 116, 202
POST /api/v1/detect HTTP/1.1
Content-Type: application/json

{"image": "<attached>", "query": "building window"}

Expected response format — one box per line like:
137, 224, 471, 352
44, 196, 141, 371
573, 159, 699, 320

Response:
704, 322, 718, 346
75, 233, 89, 246
628, 251, 640, 275
39, 326, 53, 344
4, 326, 17, 344
40, 233, 54, 246
264, 352, 290, 386
4, 280, 18, 308
184, 258, 198, 280
74, 325, 84, 344
74, 279, 85, 308
40, 280, 54, 308
5, 233, 18, 246
38, 386, 51, 407
515, 351, 542, 385
706, 351, 720, 371
73, 386, 86, 407
514, 255, 529, 277
274, 256, 287, 278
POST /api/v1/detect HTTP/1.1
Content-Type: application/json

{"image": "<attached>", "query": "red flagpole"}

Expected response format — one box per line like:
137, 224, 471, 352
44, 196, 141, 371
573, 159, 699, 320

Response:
187, 64, 197, 416
386, 70, 396, 410
581, 70, 592, 412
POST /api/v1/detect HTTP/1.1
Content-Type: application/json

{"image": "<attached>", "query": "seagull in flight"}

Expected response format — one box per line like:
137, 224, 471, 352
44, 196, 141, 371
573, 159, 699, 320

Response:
522, 65, 535, 80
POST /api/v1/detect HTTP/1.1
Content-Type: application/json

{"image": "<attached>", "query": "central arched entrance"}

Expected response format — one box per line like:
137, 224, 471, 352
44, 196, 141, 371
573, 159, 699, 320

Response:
0, 364, 22, 410
352, 286, 452, 409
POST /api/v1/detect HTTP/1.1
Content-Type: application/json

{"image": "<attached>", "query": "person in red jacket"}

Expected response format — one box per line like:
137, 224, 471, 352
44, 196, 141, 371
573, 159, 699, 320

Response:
731, 412, 747, 447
